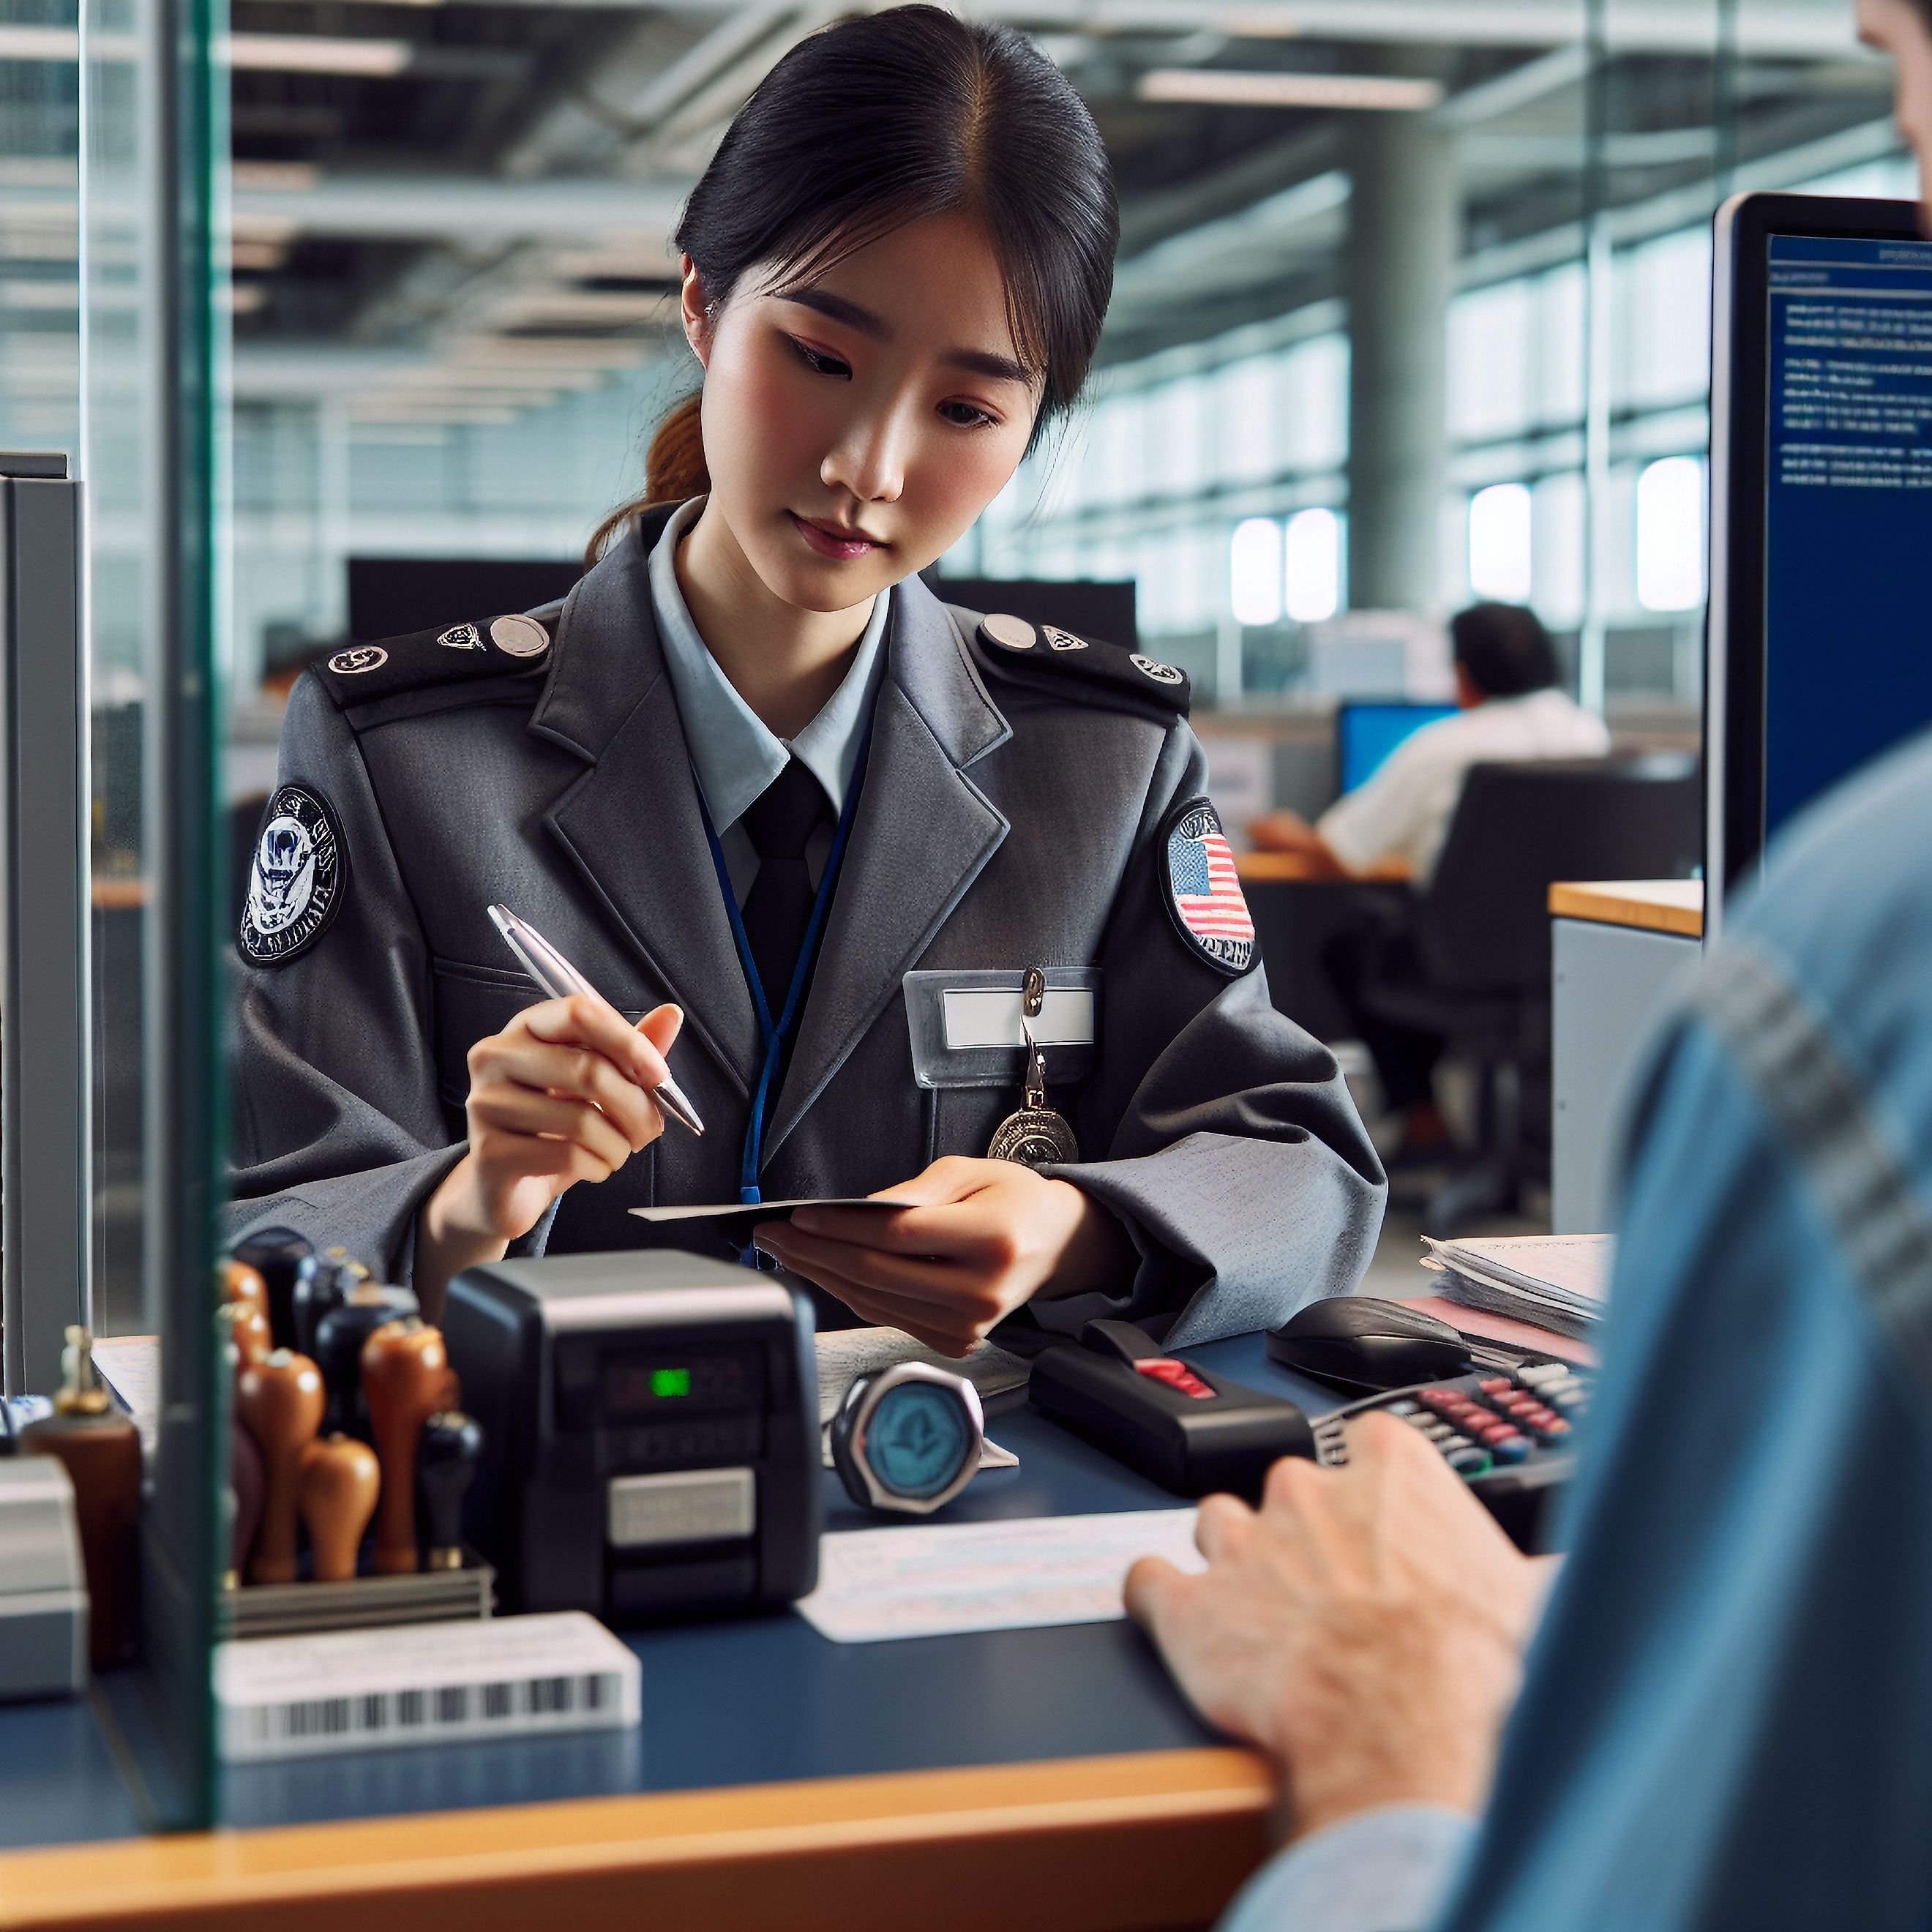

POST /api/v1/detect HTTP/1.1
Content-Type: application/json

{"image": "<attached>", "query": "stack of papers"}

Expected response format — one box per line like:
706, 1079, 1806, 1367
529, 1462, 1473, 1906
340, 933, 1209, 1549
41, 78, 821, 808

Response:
1421, 1234, 1613, 1341
813, 1325, 1031, 1427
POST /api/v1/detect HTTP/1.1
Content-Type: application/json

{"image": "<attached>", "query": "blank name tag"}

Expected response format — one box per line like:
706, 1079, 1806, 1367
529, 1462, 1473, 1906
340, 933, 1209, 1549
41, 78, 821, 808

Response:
903, 968, 1101, 1090
943, 987, 1095, 1050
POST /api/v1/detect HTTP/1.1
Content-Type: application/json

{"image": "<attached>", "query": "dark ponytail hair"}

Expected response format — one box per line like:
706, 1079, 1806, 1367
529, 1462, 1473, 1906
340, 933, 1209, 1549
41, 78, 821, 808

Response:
587, 4, 1117, 563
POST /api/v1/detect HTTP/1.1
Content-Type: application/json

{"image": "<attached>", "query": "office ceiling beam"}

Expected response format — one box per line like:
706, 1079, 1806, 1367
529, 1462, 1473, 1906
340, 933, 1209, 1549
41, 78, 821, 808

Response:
187, 0, 1875, 57
231, 173, 689, 244
1431, 44, 1590, 127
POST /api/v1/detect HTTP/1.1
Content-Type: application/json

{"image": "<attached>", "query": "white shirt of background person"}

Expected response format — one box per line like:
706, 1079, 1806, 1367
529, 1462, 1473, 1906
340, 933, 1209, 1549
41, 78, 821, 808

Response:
1316, 687, 1610, 888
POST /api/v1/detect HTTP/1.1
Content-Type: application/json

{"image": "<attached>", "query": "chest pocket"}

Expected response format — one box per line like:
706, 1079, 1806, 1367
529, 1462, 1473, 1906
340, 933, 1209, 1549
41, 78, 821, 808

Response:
432, 961, 536, 1112
901, 967, 1100, 1164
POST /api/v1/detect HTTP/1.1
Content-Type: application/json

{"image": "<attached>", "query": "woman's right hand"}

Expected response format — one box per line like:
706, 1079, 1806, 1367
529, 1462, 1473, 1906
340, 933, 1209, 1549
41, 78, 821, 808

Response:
415, 995, 683, 1315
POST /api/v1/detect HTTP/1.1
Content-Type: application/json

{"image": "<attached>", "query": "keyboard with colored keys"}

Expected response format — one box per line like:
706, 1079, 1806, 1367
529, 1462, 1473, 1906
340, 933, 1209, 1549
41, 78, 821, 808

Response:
1311, 1362, 1594, 1549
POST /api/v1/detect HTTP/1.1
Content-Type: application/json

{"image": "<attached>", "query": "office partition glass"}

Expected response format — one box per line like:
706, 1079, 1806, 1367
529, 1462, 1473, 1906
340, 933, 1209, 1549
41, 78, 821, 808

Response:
75, 0, 228, 1829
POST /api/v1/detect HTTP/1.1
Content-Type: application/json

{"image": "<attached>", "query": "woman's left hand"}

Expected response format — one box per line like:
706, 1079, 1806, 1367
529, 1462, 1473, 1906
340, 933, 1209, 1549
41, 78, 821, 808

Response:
752, 1157, 1136, 1355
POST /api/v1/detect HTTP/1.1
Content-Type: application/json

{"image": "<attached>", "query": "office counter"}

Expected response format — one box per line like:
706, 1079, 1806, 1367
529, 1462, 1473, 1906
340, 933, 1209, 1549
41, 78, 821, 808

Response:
1550, 880, 1704, 1234
0, 1333, 1348, 1931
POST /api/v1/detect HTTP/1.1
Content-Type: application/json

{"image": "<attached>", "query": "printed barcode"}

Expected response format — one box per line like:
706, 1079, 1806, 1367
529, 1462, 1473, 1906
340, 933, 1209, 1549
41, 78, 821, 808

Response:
236, 1671, 619, 1756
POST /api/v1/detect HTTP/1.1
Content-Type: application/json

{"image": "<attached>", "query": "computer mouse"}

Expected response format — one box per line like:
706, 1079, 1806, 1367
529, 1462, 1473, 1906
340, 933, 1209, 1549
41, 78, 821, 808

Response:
1265, 1296, 1474, 1393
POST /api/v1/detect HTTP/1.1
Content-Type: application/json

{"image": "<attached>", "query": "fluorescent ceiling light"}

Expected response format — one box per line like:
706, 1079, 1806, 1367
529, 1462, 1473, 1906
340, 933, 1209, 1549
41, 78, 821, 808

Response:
0, 24, 412, 74
233, 162, 321, 192
0, 25, 77, 59
227, 34, 412, 75
1138, 69, 1443, 110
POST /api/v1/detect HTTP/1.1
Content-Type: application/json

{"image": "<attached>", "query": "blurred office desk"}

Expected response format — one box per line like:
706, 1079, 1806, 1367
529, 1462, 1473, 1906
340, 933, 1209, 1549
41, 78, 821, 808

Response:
1550, 880, 1704, 1234
0, 1333, 1368, 1932
1236, 853, 1412, 1046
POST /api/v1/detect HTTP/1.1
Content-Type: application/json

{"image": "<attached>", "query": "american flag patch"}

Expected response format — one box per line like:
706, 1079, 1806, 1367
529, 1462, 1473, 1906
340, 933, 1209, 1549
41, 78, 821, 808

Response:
1162, 799, 1255, 976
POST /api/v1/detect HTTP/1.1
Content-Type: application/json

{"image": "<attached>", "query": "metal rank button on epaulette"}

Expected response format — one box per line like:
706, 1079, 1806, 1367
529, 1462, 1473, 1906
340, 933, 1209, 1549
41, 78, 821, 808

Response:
981, 613, 1036, 653
488, 613, 550, 658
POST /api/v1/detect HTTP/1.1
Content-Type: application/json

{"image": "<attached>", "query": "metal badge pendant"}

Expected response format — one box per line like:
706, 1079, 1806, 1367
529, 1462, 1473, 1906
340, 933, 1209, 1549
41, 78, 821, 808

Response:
986, 967, 1079, 1168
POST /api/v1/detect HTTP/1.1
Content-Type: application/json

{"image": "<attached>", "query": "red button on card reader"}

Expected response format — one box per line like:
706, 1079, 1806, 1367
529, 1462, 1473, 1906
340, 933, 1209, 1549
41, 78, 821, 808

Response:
1134, 1359, 1216, 1401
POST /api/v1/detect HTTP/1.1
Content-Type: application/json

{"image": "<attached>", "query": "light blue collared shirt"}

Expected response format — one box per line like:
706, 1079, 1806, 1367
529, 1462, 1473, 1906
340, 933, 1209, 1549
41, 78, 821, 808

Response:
1223, 724, 1932, 1931
647, 495, 891, 905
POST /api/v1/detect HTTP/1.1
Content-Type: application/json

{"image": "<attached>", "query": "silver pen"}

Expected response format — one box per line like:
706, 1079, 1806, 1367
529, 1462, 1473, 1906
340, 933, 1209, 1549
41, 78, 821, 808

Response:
487, 903, 705, 1137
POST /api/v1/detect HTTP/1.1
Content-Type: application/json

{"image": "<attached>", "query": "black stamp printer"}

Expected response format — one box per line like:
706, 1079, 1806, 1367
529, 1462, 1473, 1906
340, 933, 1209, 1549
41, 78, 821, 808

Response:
445, 1252, 820, 1621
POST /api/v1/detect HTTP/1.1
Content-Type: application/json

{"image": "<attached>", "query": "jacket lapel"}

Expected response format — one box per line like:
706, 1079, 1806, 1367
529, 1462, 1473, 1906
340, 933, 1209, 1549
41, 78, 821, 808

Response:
764, 577, 1011, 1159
531, 511, 760, 1096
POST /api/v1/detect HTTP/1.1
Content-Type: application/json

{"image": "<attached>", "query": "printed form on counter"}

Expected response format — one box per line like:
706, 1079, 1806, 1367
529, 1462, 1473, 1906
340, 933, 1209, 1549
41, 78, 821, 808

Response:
795, 1509, 1203, 1644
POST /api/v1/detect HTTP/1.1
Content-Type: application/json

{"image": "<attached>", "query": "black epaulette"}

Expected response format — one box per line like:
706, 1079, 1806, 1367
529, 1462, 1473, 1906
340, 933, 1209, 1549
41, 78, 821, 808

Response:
309, 610, 557, 709
957, 609, 1191, 719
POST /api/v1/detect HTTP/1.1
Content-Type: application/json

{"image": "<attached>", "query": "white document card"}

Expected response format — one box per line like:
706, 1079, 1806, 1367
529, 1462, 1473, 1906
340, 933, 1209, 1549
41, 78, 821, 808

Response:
795, 1509, 1202, 1644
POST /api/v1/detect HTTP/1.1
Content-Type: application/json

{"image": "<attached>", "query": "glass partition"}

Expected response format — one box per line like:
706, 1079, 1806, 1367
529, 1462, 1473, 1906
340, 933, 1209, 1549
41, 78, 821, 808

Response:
75, 0, 228, 1830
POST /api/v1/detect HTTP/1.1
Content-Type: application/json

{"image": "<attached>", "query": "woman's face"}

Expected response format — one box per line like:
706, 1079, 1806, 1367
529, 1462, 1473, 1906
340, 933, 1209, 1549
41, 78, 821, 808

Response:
683, 211, 1046, 613
1860, 0, 1932, 214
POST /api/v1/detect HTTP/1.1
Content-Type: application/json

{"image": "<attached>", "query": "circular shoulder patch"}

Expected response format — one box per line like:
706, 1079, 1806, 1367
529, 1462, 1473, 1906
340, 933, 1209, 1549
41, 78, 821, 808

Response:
1132, 653, 1186, 687
1159, 797, 1255, 976
328, 645, 388, 676
239, 785, 348, 968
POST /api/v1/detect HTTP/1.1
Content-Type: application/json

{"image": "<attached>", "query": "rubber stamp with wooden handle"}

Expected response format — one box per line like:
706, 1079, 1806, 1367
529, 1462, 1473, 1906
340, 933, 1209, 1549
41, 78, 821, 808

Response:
362, 1319, 458, 1574
417, 1411, 483, 1571
218, 1299, 273, 1371
223, 1259, 270, 1324
298, 1434, 381, 1582
235, 1349, 326, 1585
314, 1284, 418, 1437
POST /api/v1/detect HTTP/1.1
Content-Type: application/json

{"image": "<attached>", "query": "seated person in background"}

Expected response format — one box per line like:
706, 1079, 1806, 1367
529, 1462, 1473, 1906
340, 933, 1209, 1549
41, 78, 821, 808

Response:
1258, 604, 1609, 1159
1126, 691, 1932, 1932
1249, 604, 1609, 886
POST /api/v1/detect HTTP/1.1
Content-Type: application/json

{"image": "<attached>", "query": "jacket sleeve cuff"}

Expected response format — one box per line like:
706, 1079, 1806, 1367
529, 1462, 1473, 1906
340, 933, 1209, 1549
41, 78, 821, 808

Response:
225, 1141, 469, 1287
1217, 1805, 1475, 1932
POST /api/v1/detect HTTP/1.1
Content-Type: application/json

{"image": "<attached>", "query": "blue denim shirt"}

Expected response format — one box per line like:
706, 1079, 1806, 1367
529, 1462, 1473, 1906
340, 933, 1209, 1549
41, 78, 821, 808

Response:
1227, 723, 1932, 1932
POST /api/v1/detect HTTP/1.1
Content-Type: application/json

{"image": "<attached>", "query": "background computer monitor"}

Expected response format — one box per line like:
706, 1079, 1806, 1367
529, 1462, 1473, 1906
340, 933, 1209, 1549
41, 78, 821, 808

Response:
929, 576, 1138, 647
1336, 701, 1458, 793
1708, 192, 1932, 925
348, 555, 583, 642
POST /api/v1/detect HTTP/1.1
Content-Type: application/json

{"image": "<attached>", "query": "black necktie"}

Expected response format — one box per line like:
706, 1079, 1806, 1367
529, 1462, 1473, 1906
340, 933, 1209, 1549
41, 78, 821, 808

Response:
738, 757, 833, 1022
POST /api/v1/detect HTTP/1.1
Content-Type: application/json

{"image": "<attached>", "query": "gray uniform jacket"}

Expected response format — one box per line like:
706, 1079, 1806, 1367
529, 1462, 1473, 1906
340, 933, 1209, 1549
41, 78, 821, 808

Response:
227, 505, 1385, 1349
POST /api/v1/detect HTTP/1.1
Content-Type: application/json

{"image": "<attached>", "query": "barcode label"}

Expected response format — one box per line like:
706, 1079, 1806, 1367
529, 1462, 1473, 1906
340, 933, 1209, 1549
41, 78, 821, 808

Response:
217, 1614, 640, 1762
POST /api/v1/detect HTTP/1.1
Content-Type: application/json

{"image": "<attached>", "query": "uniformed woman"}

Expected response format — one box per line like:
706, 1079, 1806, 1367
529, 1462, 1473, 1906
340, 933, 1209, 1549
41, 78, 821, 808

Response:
228, 4, 1386, 1352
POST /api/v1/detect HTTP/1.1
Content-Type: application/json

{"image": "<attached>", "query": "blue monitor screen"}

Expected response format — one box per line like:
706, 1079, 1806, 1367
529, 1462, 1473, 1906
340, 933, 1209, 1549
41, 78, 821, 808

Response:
1764, 233, 1932, 838
1338, 703, 1458, 793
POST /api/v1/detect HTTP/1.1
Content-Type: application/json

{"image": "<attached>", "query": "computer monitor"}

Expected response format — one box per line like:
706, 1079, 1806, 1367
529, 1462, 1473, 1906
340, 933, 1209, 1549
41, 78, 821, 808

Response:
1708, 192, 1932, 929
1336, 701, 1458, 793
928, 576, 1138, 648
348, 556, 583, 643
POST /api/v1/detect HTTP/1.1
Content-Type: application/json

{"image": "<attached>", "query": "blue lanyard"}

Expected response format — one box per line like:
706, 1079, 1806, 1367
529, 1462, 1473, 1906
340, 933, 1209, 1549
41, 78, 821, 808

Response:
694, 722, 873, 1208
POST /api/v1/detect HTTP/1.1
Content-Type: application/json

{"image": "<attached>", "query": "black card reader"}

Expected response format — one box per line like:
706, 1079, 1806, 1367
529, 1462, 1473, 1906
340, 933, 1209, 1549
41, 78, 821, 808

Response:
1029, 1319, 1315, 1501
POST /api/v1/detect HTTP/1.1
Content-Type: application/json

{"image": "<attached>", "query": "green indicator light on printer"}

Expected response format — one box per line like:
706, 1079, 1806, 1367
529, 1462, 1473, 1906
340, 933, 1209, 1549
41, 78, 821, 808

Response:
651, 1368, 692, 1399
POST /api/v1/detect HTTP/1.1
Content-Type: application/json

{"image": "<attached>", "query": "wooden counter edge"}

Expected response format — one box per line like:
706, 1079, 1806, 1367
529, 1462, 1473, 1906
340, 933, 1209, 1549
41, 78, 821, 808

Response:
0, 1746, 1275, 1932
1548, 879, 1704, 939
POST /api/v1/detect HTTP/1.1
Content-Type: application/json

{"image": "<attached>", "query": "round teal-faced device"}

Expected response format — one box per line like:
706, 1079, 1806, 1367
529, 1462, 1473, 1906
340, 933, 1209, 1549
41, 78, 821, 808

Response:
867, 1380, 973, 1499
830, 1361, 985, 1515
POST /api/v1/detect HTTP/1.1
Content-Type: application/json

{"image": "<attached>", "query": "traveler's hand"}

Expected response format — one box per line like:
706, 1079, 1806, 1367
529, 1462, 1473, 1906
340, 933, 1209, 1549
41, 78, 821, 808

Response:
416, 996, 681, 1314
752, 1156, 1135, 1355
1125, 1412, 1542, 1841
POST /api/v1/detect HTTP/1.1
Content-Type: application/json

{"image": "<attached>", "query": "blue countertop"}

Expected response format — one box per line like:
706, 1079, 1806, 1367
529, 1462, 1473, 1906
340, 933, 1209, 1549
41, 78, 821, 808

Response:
1, 1333, 1341, 1844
